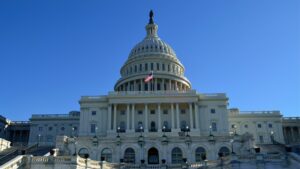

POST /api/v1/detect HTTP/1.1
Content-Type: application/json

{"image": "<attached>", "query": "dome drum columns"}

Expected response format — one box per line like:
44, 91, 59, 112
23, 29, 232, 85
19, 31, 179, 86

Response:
115, 78, 190, 92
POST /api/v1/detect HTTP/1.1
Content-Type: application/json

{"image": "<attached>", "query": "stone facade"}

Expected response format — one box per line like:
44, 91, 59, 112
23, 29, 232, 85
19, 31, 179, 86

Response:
28, 111, 80, 146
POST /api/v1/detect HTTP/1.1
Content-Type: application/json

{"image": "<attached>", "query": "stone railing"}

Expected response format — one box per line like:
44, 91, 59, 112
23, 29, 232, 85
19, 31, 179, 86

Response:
0, 155, 28, 169
0, 138, 11, 152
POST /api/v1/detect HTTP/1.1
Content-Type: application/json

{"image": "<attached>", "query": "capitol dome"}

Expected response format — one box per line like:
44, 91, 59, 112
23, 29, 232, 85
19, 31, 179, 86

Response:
114, 11, 191, 92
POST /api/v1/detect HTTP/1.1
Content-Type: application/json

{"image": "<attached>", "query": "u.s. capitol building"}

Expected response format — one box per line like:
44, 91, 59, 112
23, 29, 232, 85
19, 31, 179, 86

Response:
23, 11, 294, 166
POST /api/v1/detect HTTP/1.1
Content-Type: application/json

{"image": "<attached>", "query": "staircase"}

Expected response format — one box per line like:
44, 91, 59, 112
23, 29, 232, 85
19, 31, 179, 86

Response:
0, 145, 53, 166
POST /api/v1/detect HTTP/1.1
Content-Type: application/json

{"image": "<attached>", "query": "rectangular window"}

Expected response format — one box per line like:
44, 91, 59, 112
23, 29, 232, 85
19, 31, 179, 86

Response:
135, 65, 137, 72
138, 110, 143, 115
212, 122, 217, 132
259, 135, 264, 143
151, 63, 154, 70
92, 111, 96, 116
120, 111, 125, 115
180, 109, 186, 114
38, 127, 43, 131
168, 64, 170, 71
150, 110, 155, 115
157, 63, 160, 70
257, 124, 262, 128
163, 110, 168, 115
139, 64, 142, 71
162, 64, 165, 71
244, 124, 248, 128
145, 63, 148, 71
91, 124, 96, 133
210, 109, 216, 114
268, 124, 272, 128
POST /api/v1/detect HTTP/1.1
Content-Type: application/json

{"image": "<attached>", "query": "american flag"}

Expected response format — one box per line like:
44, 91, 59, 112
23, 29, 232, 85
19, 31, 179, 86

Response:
144, 71, 153, 83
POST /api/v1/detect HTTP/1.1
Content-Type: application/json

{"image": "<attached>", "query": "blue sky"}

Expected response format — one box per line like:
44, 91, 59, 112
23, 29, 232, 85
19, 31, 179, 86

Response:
0, 0, 299, 121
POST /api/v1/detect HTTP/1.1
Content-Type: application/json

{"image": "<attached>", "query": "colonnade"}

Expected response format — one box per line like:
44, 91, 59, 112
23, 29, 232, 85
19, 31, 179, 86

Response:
117, 78, 189, 92
107, 103, 200, 133
283, 126, 300, 144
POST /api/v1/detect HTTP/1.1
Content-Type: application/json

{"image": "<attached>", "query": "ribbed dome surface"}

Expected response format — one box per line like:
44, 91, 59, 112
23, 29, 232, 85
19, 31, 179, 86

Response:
129, 36, 177, 59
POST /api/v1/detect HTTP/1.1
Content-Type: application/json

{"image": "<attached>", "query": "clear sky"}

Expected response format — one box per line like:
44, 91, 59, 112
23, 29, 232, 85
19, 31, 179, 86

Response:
0, 0, 299, 121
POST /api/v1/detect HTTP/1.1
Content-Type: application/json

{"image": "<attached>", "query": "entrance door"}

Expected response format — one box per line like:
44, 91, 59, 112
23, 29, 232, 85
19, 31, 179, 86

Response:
148, 147, 159, 164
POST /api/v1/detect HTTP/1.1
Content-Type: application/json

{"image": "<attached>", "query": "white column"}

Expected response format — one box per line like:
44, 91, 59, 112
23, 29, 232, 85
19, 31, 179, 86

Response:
140, 79, 144, 91
131, 104, 135, 131
162, 79, 165, 90
158, 104, 161, 131
171, 103, 175, 130
144, 104, 148, 132
126, 104, 130, 131
134, 80, 136, 91
175, 81, 178, 90
176, 103, 180, 129
194, 103, 200, 130
113, 104, 117, 130
189, 103, 194, 129
108, 104, 112, 131
154, 78, 157, 91
169, 80, 172, 90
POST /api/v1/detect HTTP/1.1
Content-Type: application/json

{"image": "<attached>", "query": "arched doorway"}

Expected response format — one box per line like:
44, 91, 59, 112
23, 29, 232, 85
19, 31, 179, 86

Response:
148, 147, 159, 164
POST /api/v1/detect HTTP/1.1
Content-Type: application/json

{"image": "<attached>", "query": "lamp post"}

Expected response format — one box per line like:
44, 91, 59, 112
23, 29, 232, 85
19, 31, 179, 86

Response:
230, 139, 235, 154
208, 125, 215, 144
140, 126, 143, 136
117, 126, 120, 137
270, 131, 274, 144
162, 126, 166, 136
72, 127, 75, 138
38, 134, 41, 147
74, 141, 77, 156
186, 126, 189, 136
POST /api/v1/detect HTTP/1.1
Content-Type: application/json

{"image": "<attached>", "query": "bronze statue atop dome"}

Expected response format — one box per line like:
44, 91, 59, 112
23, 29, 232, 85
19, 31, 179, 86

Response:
149, 10, 154, 24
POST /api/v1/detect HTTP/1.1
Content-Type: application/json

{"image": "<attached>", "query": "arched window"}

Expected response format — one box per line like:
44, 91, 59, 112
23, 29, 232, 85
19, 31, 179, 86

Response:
78, 148, 89, 158
124, 148, 135, 163
101, 148, 112, 162
172, 147, 183, 164
218, 147, 230, 157
195, 147, 206, 162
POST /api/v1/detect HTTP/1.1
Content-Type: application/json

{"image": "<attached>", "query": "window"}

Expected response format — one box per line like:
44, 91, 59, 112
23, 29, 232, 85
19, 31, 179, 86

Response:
180, 121, 187, 131
92, 111, 96, 116
163, 110, 168, 115
211, 109, 216, 114
180, 109, 186, 114
172, 147, 183, 164
157, 63, 160, 70
91, 124, 96, 133
150, 121, 156, 132
139, 64, 142, 71
138, 110, 143, 115
101, 148, 112, 162
162, 64, 165, 71
150, 110, 155, 114
218, 147, 230, 156
145, 63, 148, 71
78, 148, 89, 158
124, 148, 135, 163
244, 124, 248, 128
48, 127, 53, 131
195, 147, 206, 162
61, 127, 65, 131
134, 65, 137, 72
212, 122, 217, 132
151, 63, 154, 70
157, 83, 161, 90
268, 124, 273, 128
257, 124, 262, 128
73, 126, 77, 131
120, 111, 125, 115
38, 127, 43, 131
259, 135, 264, 143
130, 67, 132, 73
120, 121, 126, 131
231, 124, 235, 129
168, 64, 170, 71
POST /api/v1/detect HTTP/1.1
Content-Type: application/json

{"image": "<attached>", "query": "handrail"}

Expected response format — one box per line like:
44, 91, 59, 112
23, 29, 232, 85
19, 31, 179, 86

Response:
0, 149, 19, 165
